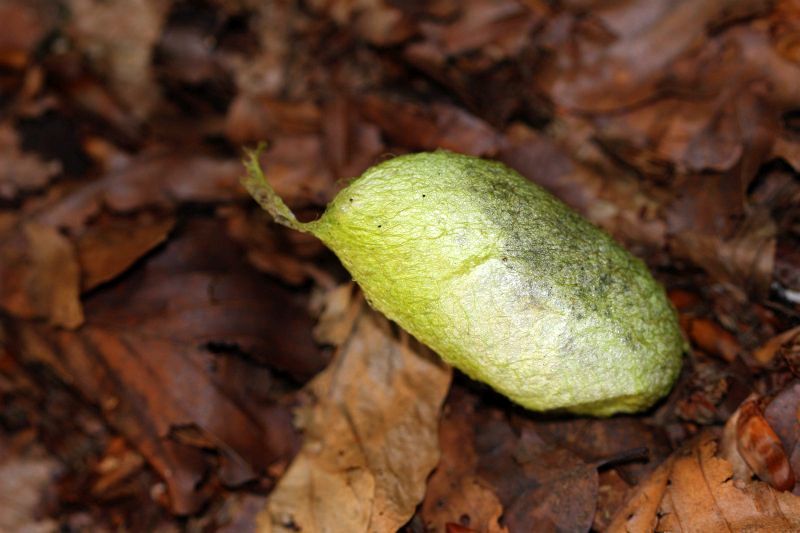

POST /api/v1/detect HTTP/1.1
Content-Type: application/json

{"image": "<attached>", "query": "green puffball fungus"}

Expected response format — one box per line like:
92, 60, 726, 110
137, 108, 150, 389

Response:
243, 149, 683, 416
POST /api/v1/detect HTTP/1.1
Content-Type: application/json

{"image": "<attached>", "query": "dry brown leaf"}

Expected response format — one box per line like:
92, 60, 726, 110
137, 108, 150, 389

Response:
0, 123, 61, 201
76, 212, 175, 290
251, 136, 337, 208
610, 430, 800, 532
8, 218, 324, 514
30, 152, 247, 236
753, 326, 800, 366
0, 0, 54, 68
541, 0, 745, 113
664, 166, 781, 299
735, 396, 796, 491
416, 0, 540, 57
0, 150, 237, 327
226, 97, 323, 144
538, 3, 799, 182
310, 283, 361, 346
307, 0, 415, 46
764, 380, 800, 491
478, 424, 599, 532
685, 318, 742, 363
720, 383, 800, 494
402, 0, 549, 126
258, 290, 452, 533
102, 153, 247, 211
594, 469, 633, 532
361, 94, 502, 156
0, 222, 84, 329
350, 3, 415, 46
67, 0, 169, 121
421, 392, 508, 533
0, 439, 60, 533
422, 389, 608, 533
321, 96, 385, 180
221, 205, 332, 288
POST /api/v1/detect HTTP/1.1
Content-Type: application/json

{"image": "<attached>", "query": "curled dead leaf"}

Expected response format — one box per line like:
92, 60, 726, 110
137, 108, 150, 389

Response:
8, 219, 322, 514
686, 318, 741, 363
76, 212, 175, 291
67, 0, 168, 121
735, 396, 796, 492
0, 123, 61, 201
753, 325, 800, 367
361, 94, 502, 156
258, 290, 452, 533
610, 430, 800, 532
0, 222, 84, 329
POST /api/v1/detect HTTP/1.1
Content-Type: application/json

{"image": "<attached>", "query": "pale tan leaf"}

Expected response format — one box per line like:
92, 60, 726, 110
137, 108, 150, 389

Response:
610, 430, 800, 533
259, 294, 452, 533
67, 0, 169, 121
0, 222, 84, 329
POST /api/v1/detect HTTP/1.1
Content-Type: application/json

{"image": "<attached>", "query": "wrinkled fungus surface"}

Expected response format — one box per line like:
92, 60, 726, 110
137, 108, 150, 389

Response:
244, 150, 684, 416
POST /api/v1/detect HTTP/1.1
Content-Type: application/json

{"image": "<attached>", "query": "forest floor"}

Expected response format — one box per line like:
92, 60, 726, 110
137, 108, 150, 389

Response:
2, 1, 800, 531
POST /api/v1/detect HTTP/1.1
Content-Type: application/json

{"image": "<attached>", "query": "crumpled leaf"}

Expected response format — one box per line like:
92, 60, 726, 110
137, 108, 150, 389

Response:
609, 430, 800, 532
764, 380, 800, 490
361, 94, 502, 156
307, 0, 415, 47
414, 0, 540, 57
67, 0, 169, 121
226, 97, 323, 144
721, 382, 800, 494
476, 416, 599, 532
669, 201, 776, 298
258, 288, 452, 533
753, 325, 800, 366
0, 222, 84, 329
541, 0, 750, 113
0, 123, 61, 201
76, 211, 175, 290
8, 218, 325, 514
421, 391, 508, 533
0, 440, 60, 533
0, 0, 54, 68
724, 395, 796, 492
0, 149, 241, 327
422, 388, 611, 533
221, 206, 332, 288
684, 317, 742, 363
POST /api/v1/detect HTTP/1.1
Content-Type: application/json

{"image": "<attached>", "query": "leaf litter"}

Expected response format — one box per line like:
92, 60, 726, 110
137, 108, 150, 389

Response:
259, 286, 451, 532
1, 0, 800, 530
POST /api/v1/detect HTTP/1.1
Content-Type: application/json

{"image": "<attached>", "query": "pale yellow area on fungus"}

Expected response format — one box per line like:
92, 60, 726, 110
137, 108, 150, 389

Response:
243, 149, 684, 416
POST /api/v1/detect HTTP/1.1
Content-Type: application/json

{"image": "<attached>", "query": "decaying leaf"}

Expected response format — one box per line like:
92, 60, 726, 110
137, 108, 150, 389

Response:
4, 0, 800, 528
721, 382, 800, 495
421, 391, 508, 533
76, 212, 175, 290
734, 396, 795, 491
67, 0, 169, 121
0, 222, 84, 329
610, 430, 800, 532
685, 317, 742, 363
7, 219, 325, 514
753, 325, 800, 366
221, 205, 332, 288
0, 123, 61, 201
258, 288, 452, 532
361, 95, 502, 156
421, 388, 615, 533
0, 439, 60, 533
